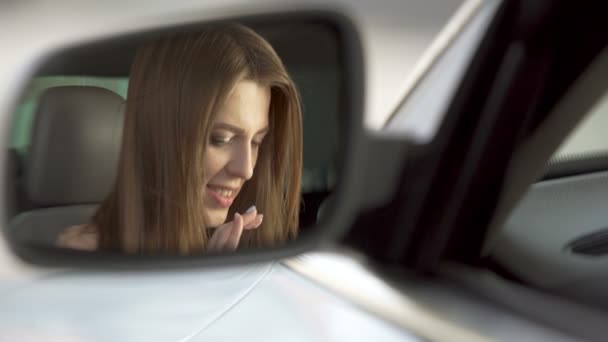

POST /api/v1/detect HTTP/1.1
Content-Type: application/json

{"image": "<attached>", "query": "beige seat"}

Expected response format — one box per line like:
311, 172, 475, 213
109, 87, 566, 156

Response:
9, 86, 124, 247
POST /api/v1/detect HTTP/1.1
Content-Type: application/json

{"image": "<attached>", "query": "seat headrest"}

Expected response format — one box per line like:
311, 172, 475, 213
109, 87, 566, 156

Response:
26, 86, 124, 206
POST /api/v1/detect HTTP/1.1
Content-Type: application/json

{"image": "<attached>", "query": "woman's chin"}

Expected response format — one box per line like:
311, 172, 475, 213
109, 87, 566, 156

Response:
206, 208, 229, 227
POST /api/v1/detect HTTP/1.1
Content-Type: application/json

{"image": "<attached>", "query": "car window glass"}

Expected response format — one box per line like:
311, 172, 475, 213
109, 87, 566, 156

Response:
553, 92, 608, 158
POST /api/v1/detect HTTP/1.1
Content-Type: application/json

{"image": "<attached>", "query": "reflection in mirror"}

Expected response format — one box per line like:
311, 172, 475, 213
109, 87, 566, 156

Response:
6, 20, 344, 255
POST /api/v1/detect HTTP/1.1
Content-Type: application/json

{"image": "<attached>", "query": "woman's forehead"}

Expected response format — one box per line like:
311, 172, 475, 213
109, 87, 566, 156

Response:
214, 80, 270, 133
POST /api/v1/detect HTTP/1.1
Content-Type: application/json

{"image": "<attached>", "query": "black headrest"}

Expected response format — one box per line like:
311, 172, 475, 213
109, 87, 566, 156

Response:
26, 86, 124, 206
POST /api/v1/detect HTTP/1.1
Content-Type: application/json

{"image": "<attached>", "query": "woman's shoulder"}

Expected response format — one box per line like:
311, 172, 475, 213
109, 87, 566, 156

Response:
56, 224, 99, 251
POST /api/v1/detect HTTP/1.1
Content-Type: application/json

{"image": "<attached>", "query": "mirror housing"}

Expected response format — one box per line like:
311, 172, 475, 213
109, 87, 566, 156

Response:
2, 10, 378, 269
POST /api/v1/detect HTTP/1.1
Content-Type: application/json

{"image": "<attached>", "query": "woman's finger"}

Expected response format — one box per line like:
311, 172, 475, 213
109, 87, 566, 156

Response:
243, 214, 263, 230
207, 227, 222, 252
240, 206, 258, 226
218, 221, 238, 251
224, 213, 244, 251
207, 209, 260, 252
208, 220, 234, 252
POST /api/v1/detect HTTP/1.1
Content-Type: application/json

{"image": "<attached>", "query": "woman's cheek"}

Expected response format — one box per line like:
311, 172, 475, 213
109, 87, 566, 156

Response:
203, 148, 224, 176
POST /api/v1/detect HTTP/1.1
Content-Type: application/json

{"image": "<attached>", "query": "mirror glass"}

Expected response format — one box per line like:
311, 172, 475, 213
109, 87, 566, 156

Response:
5, 18, 352, 256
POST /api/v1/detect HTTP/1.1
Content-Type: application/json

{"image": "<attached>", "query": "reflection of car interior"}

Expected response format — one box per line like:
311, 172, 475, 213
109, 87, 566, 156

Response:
6, 24, 340, 244
489, 93, 608, 308
8, 87, 122, 245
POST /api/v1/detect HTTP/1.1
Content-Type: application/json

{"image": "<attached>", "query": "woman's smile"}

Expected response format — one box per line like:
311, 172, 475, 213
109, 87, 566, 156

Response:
206, 184, 240, 208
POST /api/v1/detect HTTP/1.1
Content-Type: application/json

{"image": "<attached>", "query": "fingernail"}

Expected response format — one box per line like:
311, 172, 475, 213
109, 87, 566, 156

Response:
246, 205, 256, 214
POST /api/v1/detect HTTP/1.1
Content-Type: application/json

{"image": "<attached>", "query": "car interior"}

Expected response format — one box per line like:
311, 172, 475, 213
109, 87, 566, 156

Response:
5, 22, 343, 247
430, 44, 608, 340
489, 91, 608, 309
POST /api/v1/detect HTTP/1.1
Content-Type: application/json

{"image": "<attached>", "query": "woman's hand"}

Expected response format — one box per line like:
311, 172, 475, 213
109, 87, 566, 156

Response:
207, 206, 263, 252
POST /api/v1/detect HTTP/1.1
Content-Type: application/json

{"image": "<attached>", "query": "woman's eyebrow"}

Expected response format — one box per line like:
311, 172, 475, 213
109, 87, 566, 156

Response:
213, 122, 269, 135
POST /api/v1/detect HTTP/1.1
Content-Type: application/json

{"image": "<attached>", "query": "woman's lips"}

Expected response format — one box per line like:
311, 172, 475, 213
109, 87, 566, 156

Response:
206, 185, 238, 208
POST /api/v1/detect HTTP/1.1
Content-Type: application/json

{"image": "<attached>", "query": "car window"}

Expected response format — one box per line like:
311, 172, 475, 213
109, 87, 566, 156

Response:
552, 92, 608, 158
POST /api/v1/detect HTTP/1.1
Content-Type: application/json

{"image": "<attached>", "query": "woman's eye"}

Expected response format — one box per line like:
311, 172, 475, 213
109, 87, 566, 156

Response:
252, 139, 264, 148
210, 136, 231, 146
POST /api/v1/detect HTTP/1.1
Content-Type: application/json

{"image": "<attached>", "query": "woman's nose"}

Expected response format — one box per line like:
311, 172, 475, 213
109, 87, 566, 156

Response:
227, 143, 254, 180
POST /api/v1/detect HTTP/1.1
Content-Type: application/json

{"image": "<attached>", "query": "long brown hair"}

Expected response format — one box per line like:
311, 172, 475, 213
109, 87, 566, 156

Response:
95, 24, 303, 254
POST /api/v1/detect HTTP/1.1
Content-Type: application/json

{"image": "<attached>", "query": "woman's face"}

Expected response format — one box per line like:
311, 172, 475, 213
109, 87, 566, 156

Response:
203, 80, 270, 227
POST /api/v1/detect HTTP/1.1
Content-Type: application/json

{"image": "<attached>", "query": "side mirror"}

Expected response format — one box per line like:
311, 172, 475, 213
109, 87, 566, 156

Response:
2, 10, 374, 268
